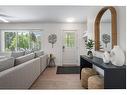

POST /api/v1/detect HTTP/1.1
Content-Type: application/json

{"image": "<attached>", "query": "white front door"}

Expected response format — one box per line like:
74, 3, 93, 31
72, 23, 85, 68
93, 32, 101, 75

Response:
62, 30, 78, 66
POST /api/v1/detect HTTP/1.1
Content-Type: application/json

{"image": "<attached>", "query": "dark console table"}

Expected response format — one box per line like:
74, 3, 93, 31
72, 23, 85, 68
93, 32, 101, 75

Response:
80, 55, 126, 89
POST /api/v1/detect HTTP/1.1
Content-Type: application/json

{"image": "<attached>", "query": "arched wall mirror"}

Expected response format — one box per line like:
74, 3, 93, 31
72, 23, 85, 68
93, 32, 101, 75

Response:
94, 6, 117, 52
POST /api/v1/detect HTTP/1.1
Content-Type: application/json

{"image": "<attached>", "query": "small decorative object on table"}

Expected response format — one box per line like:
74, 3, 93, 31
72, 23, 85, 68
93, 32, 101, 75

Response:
102, 51, 110, 63
85, 39, 94, 58
110, 46, 125, 66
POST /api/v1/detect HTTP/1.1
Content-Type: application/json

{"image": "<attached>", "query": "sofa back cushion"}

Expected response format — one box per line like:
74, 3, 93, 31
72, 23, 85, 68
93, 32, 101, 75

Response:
0, 57, 14, 72
25, 50, 32, 55
11, 51, 25, 58
15, 53, 35, 66
0, 52, 12, 57
35, 50, 44, 58
0, 56, 6, 59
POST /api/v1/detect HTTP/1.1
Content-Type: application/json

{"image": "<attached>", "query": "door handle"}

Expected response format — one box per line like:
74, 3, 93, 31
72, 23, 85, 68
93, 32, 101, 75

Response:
63, 46, 65, 52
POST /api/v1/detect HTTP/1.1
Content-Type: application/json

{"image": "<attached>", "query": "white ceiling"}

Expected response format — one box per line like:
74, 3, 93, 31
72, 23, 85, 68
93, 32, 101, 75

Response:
0, 6, 104, 23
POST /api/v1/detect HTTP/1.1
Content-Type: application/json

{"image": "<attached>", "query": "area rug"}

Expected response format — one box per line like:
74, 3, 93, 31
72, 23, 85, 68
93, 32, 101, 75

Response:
56, 66, 80, 74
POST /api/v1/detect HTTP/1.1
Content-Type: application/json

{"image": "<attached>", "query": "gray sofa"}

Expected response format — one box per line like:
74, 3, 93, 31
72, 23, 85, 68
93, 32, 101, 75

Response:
0, 51, 48, 89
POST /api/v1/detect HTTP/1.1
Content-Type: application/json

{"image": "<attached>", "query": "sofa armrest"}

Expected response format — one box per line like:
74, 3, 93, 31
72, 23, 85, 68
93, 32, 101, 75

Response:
40, 54, 48, 73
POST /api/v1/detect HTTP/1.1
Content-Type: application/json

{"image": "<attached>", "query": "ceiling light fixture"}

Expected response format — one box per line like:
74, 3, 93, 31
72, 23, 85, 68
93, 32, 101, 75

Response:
66, 17, 75, 22
0, 17, 9, 23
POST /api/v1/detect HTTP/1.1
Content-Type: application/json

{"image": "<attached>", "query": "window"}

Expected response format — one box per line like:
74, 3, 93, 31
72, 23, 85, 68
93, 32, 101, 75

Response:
4, 32, 16, 51
2, 30, 42, 52
29, 32, 42, 51
64, 32, 75, 48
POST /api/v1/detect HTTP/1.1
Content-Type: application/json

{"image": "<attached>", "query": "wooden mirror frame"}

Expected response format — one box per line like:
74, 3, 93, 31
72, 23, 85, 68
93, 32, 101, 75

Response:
94, 6, 117, 51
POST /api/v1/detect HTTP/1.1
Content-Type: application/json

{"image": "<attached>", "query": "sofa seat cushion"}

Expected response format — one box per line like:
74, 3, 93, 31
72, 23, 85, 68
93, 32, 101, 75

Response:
34, 50, 44, 58
11, 51, 25, 58
0, 57, 14, 72
15, 53, 35, 66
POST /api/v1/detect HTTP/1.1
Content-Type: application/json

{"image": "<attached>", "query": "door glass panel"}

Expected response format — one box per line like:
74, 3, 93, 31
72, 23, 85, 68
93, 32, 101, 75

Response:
64, 32, 75, 48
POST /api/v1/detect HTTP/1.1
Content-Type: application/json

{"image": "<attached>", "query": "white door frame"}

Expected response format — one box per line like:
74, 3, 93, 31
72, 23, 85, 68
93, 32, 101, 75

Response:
61, 30, 78, 66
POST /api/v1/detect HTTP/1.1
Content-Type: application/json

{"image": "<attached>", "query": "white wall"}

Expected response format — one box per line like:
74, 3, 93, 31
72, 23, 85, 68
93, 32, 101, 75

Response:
0, 22, 87, 66
115, 6, 126, 52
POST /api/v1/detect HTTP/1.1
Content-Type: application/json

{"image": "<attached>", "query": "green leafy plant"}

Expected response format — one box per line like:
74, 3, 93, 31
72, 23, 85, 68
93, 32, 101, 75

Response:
30, 32, 37, 42
85, 39, 94, 51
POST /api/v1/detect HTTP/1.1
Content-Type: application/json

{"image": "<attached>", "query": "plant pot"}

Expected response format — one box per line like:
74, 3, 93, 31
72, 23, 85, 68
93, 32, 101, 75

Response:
87, 50, 93, 58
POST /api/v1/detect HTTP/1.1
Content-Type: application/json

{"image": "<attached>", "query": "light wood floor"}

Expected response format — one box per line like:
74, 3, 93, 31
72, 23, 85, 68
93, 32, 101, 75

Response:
30, 67, 83, 89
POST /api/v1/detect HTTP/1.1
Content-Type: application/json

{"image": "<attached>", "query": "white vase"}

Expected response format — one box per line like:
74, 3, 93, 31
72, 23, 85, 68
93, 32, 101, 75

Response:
110, 46, 125, 66
103, 51, 110, 63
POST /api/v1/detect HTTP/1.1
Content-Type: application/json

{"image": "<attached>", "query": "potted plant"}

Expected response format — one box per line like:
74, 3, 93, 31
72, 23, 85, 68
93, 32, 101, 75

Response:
85, 39, 94, 58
